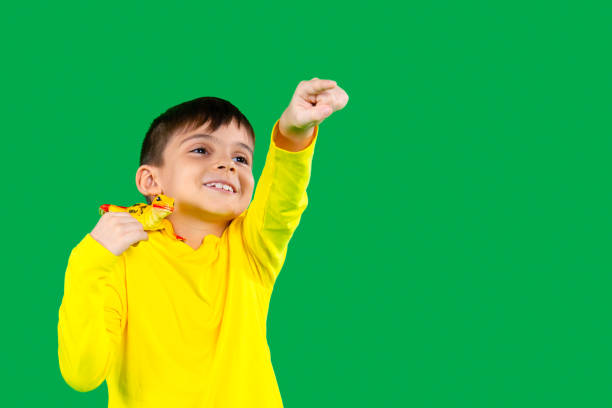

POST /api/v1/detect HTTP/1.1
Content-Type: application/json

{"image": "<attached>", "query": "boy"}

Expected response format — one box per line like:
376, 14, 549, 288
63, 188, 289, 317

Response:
57, 77, 349, 407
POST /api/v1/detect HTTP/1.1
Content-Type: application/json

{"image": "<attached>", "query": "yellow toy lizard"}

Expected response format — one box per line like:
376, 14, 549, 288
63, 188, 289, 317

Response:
99, 193, 179, 235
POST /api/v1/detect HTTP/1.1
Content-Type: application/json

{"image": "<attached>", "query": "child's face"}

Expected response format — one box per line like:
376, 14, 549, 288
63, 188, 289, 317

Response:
152, 120, 255, 222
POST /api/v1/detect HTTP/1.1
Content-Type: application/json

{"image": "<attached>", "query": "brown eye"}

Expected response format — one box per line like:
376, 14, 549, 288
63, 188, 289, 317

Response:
191, 147, 208, 154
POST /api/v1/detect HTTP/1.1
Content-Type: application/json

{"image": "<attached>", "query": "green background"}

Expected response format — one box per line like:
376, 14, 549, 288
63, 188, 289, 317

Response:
2, 1, 610, 406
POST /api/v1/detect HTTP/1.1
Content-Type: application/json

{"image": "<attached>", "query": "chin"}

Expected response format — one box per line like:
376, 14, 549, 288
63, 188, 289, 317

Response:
200, 206, 240, 219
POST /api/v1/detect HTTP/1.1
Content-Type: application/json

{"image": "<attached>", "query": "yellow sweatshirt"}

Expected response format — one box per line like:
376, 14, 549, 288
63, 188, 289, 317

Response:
57, 119, 318, 407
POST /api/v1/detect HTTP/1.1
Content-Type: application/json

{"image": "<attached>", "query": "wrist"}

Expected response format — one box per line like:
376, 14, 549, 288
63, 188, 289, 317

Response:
274, 120, 315, 152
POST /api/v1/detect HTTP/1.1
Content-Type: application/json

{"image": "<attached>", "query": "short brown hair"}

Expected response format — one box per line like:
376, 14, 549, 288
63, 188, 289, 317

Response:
139, 96, 255, 204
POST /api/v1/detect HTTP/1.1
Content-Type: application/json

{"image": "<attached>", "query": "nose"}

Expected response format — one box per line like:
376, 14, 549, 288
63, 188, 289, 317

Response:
216, 160, 236, 173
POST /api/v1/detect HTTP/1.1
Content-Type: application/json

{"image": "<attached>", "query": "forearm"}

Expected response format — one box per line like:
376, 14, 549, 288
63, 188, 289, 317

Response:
58, 293, 116, 392
241, 120, 318, 286
57, 234, 124, 392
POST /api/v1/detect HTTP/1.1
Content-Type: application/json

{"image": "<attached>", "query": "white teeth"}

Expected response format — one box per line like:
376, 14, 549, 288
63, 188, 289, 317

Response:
205, 182, 234, 193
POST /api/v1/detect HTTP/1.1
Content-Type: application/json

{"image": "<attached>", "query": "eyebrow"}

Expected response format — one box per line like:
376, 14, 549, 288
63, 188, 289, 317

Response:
180, 133, 254, 157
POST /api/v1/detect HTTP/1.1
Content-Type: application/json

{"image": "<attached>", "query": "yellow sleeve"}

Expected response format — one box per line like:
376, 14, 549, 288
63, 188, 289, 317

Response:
57, 233, 126, 392
241, 119, 318, 288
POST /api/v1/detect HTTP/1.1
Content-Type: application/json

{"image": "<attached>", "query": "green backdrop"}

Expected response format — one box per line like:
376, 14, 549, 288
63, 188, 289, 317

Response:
2, 1, 610, 407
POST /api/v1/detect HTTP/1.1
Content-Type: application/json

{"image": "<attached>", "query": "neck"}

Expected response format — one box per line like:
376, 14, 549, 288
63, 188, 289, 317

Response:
166, 212, 230, 250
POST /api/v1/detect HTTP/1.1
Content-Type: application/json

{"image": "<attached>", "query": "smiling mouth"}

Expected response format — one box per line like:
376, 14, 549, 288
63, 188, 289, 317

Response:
204, 184, 236, 194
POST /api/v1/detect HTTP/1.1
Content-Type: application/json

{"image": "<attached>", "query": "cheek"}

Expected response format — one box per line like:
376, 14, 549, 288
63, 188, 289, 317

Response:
243, 175, 255, 194
169, 169, 197, 192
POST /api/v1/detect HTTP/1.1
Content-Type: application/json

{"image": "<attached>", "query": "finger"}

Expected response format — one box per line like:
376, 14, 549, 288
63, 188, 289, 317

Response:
107, 212, 132, 217
112, 213, 138, 223
126, 229, 149, 242
300, 78, 337, 95
318, 87, 348, 111
316, 92, 338, 111
121, 218, 144, 231
124, 225, 146, 235
116, 217, 144, 228
317, 104, 333, 120
300, 101, 333, 123
135, 229, 149, 240
104, 212, 131, 222
122, 223, 147, 234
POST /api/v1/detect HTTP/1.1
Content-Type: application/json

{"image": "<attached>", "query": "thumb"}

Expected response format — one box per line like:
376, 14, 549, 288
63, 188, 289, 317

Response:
307, 105, 333, 122
313, 104, 333, 121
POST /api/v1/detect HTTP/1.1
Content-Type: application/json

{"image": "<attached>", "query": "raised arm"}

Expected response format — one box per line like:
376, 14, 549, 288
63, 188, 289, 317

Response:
57, 233, 127, 392
240, 78, 348, 288
241, 119, 319, 288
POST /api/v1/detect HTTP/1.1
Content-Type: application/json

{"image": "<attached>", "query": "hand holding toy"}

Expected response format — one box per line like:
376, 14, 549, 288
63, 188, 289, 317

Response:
99, 193, 175, 231
91, 194, 176, 255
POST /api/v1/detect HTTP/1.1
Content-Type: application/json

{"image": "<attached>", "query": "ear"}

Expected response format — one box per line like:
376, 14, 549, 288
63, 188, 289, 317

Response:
135, 165, 163, 198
